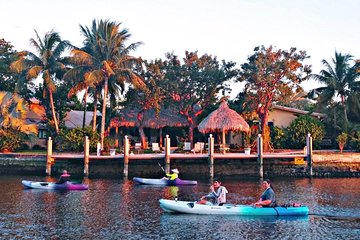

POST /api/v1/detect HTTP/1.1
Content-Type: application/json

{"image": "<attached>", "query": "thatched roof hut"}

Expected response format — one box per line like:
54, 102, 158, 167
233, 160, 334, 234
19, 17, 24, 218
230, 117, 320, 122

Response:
198, 101, 249, 150
110, 108, 188, 129
109, 107, 188, 147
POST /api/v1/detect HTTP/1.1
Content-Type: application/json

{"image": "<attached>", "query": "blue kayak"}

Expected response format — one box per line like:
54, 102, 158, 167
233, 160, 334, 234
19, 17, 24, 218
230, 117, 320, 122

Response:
133, 177, 197, 186
159, 199, 309, 216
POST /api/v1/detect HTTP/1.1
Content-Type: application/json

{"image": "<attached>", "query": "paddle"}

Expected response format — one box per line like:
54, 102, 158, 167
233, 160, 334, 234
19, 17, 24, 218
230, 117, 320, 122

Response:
157, 162, 166, 173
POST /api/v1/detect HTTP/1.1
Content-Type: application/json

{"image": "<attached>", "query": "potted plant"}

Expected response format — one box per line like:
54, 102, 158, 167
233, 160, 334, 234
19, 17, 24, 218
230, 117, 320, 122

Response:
336, 132, 347, 153
244, 133, 251, 155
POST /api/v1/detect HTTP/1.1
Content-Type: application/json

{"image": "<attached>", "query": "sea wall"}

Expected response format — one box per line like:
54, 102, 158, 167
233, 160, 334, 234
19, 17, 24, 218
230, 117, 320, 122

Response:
0, 152, 359, 178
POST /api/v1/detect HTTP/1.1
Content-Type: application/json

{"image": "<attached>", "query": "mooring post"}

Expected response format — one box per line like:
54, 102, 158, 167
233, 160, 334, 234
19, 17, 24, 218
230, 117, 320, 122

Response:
306, 133, 313, 177
257, 134, 263, 178
123, 135, 130, 178
208, 134, 214, 178
46, 137, 53, 176
84, 136, 90, 177
165, 135, 171, 173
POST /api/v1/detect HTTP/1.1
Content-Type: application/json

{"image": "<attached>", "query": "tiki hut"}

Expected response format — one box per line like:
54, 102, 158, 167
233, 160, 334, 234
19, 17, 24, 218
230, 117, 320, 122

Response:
110, 108, 188, 148
198, 101, 250, 152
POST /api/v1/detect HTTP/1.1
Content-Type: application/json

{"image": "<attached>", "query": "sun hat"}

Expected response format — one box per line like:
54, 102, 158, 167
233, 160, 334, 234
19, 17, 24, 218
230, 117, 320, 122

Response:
171, 168, 179, 174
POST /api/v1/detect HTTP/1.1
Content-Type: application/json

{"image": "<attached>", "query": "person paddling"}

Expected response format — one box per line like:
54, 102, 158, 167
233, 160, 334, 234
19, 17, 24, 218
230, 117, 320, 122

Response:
162, 168, 179, 185
254, 179, 276, 207
197, 178, 228, 206
57, 170, 71, 184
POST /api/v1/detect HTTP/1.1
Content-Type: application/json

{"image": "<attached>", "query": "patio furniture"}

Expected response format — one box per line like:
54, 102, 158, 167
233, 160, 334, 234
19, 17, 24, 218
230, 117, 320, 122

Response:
152, 143, 161, 153
134, 143, 142, 154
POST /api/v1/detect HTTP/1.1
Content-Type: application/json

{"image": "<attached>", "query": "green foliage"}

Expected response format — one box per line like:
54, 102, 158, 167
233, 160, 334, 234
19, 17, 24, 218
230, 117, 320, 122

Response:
349, 131, 360, 151
0, 127, 26, 152
336, 132, 348, 145
270, 126, 290, 149
287, 115, 325, 149
55, 127, 100, 152
336, 132, 348, 152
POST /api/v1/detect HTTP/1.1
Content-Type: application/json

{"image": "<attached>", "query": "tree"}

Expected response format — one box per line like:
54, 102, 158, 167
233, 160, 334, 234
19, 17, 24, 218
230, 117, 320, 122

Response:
0, 91, 37, 134
161, 51, 238, 145
69, 19, 146, 148
0, 39, 17, 92
310, 51, 360, 131
10, 30, 71, 133
238, 46, 311, 152
122, 59, 166, 148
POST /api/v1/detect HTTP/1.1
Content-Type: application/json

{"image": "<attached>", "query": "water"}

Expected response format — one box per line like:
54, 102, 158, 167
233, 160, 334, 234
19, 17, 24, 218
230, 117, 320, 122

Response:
0, 175, 359, 239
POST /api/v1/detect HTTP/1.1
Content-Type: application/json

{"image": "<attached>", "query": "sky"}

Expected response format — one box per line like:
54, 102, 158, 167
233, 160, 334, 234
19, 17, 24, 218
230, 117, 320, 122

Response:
1, 0, 359, 99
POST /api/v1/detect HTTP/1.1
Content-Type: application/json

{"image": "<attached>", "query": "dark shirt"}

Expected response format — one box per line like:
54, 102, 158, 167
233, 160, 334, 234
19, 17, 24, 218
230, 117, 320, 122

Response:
57, 174, 70, 184
260, 187, 276, 207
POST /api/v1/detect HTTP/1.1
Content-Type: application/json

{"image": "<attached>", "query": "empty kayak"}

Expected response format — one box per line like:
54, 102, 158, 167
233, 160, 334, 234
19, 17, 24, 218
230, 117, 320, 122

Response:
159, 199, 309, 216
22, 180, 89, 190
133, 177, 197, 186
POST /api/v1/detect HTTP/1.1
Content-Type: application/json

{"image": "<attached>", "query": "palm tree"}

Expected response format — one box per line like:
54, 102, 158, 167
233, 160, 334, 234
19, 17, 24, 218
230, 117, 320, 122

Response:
310, 51, 360, 131
69, 19, 146, 148
0, 91, 37, 134
10, 30, 70, 133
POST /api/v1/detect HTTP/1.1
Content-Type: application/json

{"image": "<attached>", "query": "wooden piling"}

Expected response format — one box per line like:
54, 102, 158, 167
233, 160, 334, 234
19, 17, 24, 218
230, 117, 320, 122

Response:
165, 135, 171, 173
306, 133, 313, 177
208, 134, 214, 178
84, 136, 90, 177
123, 135, 130, 178
257, 134, 263, 178
46, 137, 53, 176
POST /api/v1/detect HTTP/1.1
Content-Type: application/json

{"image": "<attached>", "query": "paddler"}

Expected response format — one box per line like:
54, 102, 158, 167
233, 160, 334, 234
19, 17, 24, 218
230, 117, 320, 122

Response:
57, 170, 71, 184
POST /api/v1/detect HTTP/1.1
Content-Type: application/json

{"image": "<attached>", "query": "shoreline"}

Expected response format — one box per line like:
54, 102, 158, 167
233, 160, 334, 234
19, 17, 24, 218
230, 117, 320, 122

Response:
0, 151, 359, 178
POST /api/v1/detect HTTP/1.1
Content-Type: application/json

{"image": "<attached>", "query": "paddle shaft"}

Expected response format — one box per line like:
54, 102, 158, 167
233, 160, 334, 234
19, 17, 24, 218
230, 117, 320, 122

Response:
158, 162, 166, 173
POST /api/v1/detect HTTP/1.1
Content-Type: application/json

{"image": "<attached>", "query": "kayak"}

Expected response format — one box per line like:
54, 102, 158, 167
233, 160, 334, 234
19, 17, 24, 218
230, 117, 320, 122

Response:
159, 199, 309, 216
22, 180, 89, 190
133, 177, 197, 186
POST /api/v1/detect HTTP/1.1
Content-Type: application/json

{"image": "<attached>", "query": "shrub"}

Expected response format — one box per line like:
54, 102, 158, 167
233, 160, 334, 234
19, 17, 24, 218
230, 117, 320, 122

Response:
336, 132, 348, 152
287, 115, 325, 149
270, 126, 290, 149
349, 131, 360, 151
55, 127, 101, 152
0, 127, 26, 152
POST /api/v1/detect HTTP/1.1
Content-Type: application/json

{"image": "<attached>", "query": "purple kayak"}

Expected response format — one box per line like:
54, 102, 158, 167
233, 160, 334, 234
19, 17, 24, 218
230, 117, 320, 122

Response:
22, 180, 88, 190
133, 177, 197, 186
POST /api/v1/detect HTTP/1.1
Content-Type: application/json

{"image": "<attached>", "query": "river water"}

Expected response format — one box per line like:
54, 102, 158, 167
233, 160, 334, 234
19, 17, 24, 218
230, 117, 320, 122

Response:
0, 175, 359, 240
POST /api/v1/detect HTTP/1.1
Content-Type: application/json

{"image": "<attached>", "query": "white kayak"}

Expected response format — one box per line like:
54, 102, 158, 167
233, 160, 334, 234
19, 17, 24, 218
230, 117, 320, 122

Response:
22, 180, 89, 190
159, 199, 309, 216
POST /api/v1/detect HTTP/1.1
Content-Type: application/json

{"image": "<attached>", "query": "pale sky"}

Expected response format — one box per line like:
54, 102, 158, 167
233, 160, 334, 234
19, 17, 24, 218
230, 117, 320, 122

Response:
1, 0, 359, 99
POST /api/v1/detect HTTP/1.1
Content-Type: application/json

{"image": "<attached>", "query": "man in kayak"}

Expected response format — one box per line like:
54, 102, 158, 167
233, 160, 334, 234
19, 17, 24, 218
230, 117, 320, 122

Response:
197, 178, 228, 206
254, 178, 276, 207
57, 170, 71, 184
162, 168, 179, 185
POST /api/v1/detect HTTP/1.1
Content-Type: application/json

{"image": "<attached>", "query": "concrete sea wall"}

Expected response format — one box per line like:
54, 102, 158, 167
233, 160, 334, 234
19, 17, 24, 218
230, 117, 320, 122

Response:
0, 152, 359, 178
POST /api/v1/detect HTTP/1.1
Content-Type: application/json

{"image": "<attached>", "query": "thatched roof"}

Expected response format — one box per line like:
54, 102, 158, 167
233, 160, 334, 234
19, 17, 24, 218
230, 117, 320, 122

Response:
110, 108, 189, 129
198, 101, 250, 133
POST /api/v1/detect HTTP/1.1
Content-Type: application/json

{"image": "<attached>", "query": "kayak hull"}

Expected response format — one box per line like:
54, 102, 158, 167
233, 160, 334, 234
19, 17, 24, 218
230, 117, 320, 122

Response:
133, 177, 197, 186
22, 180, 88, 190
159, 199, 309, 216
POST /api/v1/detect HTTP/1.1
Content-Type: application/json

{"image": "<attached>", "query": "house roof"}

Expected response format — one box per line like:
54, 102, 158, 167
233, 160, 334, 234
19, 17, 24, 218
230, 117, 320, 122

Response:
272, 104, 326, 119
64, 110, 101, 129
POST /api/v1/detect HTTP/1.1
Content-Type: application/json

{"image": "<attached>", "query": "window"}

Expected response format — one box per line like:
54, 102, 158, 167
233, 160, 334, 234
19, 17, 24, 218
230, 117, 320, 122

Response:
38, 130, 47, 139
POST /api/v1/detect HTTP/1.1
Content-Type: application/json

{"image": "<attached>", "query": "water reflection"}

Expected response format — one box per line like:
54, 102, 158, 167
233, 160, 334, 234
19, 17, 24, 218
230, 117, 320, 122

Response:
0, 176, 359, 239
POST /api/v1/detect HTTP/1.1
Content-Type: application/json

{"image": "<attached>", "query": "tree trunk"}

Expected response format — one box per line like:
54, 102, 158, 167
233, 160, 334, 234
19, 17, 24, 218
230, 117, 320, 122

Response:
48, 88, 59, 133
139, 126, 147, 149
92, 89, 98, 132
341, 95, 348, 131
82, 87, 88, 129
100, 78, 108, 149
188, 124, 195, 147
260, 111, 270, 152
